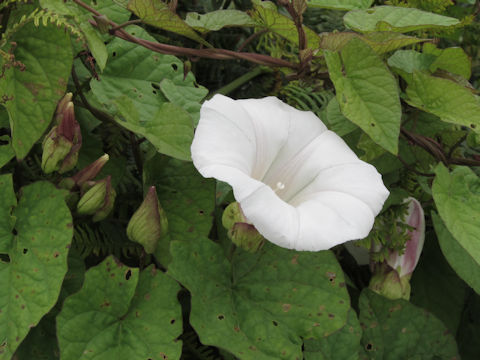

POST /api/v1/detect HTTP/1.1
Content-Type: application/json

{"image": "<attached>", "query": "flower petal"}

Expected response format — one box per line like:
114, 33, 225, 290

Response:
289, 161, 389, 215
236, 97, 327, 181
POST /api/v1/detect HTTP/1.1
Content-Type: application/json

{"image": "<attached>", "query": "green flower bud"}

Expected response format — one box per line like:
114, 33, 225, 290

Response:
77, 176, 115, 222
127, 186, 168, 254
222, 202, 264, 252
92, 186, 116, 222
41, 127, 73, 174
229, 222, 265, 253
222, 202, 246, 230
42, 97, 82, 174
70, 154, 109, 187
369, 269, 411, 301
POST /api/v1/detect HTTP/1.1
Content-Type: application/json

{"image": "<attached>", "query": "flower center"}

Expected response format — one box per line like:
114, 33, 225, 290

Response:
273, 182, 285, 193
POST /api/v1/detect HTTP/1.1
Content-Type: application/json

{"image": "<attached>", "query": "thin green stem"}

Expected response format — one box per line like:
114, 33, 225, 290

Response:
209, 67, 270, 98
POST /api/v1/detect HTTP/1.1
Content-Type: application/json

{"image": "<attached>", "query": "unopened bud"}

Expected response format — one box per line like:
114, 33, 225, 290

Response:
70, 154, 110, 187
42, 96, 82, 174
127, 186, 168, 254
369, 197, 425, 300
386, 197, 425, 278
222, 202, 264, 252
369, 269, 411, 300
229, 222, 265, 252
77, 176, 115, 221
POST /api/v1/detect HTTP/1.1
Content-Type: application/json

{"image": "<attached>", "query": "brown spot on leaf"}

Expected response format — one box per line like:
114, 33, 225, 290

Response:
401, 327, 407, 333
144, 293, 151, 301
282, 304, 291, 312
389, 304, 402, 312
53, 251, 60, 258
187, 226, 194, 232
339, 282, 346, 288
100, 301, 111, 308
291, 255, 299, 264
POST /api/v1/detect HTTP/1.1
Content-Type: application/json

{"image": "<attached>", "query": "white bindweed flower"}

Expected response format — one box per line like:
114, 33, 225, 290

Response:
191, 95, 390, 251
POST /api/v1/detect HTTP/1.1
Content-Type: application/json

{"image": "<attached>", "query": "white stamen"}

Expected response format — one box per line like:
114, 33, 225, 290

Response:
274, 182, 285, 193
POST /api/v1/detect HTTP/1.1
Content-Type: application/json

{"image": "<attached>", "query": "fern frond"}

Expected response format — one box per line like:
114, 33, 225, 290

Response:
279, 81, 332, 116
73, 222, 143, 259
0, 0, 29, 12
1, 7, 84, 47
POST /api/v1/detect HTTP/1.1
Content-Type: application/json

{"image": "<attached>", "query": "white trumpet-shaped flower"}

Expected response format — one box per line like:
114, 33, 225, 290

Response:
191, 95, 389, 251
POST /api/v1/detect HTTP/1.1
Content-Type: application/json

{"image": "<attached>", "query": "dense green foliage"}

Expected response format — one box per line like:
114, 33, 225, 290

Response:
0, 0, 479, 359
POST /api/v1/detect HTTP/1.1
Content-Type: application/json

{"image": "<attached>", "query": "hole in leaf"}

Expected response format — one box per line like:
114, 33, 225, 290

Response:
112, 51, 117, 57
217, 314, 225, 320
365, 343, 373, 351
370, 123, 375, 127
125, 270, 132, 280
272, 320, 278, 326
12, 229, 17, 235
471, 124, 476, 129
199, 210, 205, 215
151, 83, 160, 90
171, 64, 178, 71
170, 319, 175, 324
22, 248, 27, 254
0, 138, 8, 145
152, 91, 157, 94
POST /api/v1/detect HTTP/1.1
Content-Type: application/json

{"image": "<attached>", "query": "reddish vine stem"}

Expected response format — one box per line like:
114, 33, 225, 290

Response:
396, 155, 435, 177
72, 0, 298, 69
237, 29, 268, 52
401, 127, 480, 167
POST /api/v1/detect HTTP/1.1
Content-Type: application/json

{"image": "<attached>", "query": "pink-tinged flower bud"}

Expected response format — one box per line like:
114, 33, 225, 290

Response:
70, 154, 110, 187
126, 186, 168, 254
56, 92, 73, 122
77, 176, 115, 222
222, 202, 265, 252
386, 197, 425, 278
42, 96, 82, 174
369, 197, 425, 300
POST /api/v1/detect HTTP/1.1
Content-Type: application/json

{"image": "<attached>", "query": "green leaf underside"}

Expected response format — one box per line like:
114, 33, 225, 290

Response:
432, 164, 480, 292
304, 309, 361, 360
344, 6, 460, 33
406, 72, 480, 132
423, 43, 472, 80
388, 50, 437, 75
320, 32, 426, 54
185, 10, 255, 33
57, 257, 182, 360
306, 0, 373, 10
432, 212, 480, 295
0, 180, 72, 359
168, 238, 350, 360
325, 38, 401, 154
359, 289, 459, 359
0, 22, 72, 159
127, 0, 211, 47
323, 97, 358, 137
90, 26, 207, 161
252, 3, 321, 49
